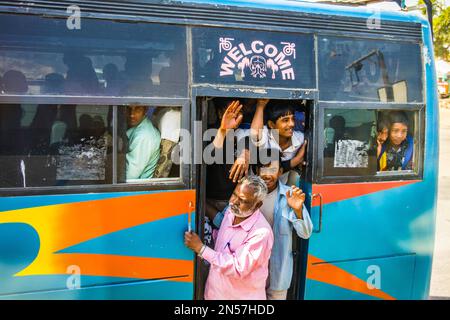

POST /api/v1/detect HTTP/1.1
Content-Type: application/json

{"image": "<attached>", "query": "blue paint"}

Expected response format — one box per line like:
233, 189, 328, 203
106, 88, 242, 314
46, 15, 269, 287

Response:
0, 0, 438, 300
306, 254, 417, 300
0, 223, 40, 279
0, 278, 193, 300
57, 214, 195, 261
0, 191, 176, 212
179, 0, 428, 24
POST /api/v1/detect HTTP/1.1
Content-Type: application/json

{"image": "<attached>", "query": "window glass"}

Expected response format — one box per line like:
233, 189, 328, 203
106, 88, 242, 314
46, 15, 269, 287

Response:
0, 14, 187, 97
323, 108, 419, 177
193, 27, 315, 88
0, 104, 112, 188
318, 37, 423, 102
118, 105, 182, 183
0, 104, 183, 189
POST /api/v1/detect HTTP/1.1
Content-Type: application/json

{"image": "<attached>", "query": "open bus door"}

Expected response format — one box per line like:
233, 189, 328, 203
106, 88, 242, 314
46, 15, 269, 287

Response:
194, 93, 315, 300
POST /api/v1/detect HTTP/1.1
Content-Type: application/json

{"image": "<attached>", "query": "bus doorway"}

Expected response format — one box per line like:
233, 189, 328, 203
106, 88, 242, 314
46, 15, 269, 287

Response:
194, 95, 314, 300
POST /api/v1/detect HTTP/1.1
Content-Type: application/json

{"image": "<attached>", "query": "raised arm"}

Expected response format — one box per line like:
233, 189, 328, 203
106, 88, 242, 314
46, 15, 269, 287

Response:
213, 100, 243, 149
250, 99, 269, 143
285, 186, 313, 239
281, 140, 308, 172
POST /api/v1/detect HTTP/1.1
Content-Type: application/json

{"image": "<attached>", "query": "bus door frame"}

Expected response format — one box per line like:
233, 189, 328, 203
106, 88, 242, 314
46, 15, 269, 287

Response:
191, 85, 318, 300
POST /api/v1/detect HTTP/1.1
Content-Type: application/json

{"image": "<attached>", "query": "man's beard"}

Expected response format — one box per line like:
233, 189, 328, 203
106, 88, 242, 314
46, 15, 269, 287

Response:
229, 203, 254, 218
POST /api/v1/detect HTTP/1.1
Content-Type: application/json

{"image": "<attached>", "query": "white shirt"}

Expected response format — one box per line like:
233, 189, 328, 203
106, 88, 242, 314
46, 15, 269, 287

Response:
252, 126, 304, 161
252, 126, 304, 184
260, 186, 278, 227
152, 108, 181, 143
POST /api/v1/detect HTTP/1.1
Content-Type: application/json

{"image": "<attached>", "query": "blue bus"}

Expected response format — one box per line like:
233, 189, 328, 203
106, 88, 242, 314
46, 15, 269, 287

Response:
0, 0, 438, 300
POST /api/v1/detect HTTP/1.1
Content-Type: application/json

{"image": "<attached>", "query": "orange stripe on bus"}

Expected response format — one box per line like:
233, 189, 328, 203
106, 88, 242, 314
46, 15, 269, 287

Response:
306, 255, 395, 300
0, 190, 196, 278
312, 180, 419, 206
20, 253, 193, 282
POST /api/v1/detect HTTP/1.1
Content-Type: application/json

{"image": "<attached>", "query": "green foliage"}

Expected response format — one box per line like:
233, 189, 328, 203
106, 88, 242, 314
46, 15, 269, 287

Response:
434, 6, 450, 60
418, 0, 450, 60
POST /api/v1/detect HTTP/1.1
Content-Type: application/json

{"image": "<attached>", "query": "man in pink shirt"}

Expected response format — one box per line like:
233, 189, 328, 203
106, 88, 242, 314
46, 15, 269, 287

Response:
185, 175, 274, 300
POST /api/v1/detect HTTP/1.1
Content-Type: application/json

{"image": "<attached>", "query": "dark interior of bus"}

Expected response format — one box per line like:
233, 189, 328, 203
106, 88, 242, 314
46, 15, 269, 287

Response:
194, 96, 313, 300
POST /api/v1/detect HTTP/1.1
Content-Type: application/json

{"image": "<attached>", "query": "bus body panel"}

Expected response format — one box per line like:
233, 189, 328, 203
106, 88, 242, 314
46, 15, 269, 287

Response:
178, 0, 428, 24
303, 21, 438, 300
0, 190, 196, 299
0, 0, 438, 300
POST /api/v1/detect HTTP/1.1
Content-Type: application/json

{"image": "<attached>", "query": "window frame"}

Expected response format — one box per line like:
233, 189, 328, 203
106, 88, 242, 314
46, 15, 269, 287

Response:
316, 34, 425, 104
314, 101, 425, 184
0, 96, 191, 196
0, 12, 189, 99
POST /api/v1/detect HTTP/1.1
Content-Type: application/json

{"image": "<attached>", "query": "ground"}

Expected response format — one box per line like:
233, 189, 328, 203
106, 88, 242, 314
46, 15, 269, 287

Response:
430, 98, 450, 299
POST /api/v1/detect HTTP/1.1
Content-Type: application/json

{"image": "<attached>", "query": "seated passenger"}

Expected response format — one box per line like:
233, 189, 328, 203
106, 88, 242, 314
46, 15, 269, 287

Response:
63, 53, 100, 95
185, 175, 274, 300
3, 70, 28, 94
379, 111, 414, 171
43, 73, 65, 94
250, 99, 307, 184
126, 105, 161, 180
376, 116, 390, 171
102, 63, 123, 95
152, 107, 181, 178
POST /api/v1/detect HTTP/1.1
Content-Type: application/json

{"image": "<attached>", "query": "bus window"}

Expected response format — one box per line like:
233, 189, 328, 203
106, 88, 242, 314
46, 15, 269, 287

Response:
118, 105, 182, 183
322, 108, 420, 178
318, 37, 423, 102
0, 14, 187, 97
0, 104, 112, 188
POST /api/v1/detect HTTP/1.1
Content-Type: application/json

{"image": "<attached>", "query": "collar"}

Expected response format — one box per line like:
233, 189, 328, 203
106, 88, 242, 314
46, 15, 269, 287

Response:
268, 129, 302, 150
277, 181, 291, 199
291, 131, 303, 148
226, 207, 262, 232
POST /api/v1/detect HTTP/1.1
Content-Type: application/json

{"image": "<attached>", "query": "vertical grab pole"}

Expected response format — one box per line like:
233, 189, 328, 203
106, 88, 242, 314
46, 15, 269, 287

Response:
312, 193, 323, 233
188, 201, 194, 232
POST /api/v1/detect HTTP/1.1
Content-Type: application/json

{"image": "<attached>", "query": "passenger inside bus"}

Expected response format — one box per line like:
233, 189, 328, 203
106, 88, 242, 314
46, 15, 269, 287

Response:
102, 63, 123, 95
200, 97, 311, 299
63, 53, 100, 95
250, 99, 307, 184
378, 111, 414, 171
125, 105, 161, 180
256, 147, 312, 300
376, 115, 390, 171
2, 70, 28, 94
122, 53, 154, 95
151, 107, 181, 178
43, 73, 65, 94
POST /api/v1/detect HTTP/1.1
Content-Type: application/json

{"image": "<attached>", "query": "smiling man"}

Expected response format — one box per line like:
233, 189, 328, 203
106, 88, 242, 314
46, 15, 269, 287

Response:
256, 148, 312, 300
184, 175, 274, 300
126, 104, 161, 180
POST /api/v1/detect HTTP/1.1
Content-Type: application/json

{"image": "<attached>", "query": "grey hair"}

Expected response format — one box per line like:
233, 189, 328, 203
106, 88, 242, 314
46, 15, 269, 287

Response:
239, 175, 268, 203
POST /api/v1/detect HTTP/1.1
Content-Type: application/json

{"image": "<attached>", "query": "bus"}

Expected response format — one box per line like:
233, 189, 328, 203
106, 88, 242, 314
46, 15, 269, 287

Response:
0, 0, 438, 300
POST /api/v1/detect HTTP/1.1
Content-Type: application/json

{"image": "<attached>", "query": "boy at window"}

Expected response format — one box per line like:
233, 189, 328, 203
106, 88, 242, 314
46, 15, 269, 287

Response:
126, 105, 161, 180
250, 99, 307, 184
379, 111, 414, 171
376, 116, 390, 171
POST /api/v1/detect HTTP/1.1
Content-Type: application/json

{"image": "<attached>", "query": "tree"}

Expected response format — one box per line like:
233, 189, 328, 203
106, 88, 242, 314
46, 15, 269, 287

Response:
434, 6, 450, 60
419, 0, 450, 60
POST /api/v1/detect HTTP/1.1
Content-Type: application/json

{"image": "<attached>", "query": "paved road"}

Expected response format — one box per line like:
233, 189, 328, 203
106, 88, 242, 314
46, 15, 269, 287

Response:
430, 104, 450, 299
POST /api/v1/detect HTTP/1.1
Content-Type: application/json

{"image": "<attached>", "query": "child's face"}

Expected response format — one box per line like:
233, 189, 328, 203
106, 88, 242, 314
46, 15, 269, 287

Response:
258, 161, 282, 192
377, 127, 389, 144
389, 122, 408, 147
269, 113, 295, 138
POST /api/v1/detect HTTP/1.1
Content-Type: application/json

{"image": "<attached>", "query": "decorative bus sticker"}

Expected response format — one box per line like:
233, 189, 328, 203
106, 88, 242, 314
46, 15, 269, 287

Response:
218, 38, 297, 80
